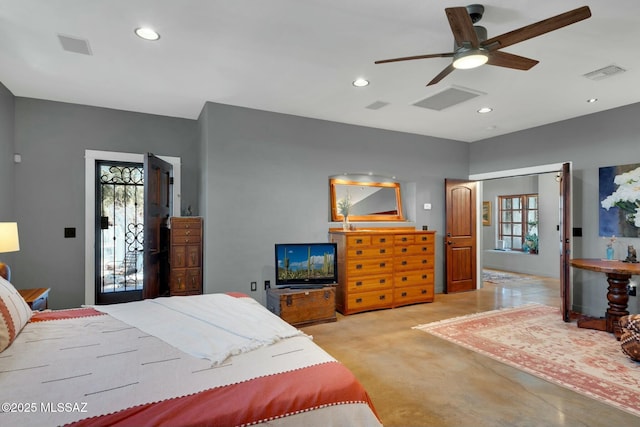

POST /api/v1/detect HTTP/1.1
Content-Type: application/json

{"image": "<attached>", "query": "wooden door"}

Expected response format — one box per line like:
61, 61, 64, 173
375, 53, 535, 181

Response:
560, 162, 572, 321
445, 179, 477, 293
143, 153, 172, 299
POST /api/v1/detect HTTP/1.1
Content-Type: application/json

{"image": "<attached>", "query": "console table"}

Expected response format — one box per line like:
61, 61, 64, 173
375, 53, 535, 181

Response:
569, 258, 640, 339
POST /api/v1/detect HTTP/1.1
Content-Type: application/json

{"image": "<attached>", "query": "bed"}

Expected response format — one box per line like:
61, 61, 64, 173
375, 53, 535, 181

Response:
0, 277, 381, 426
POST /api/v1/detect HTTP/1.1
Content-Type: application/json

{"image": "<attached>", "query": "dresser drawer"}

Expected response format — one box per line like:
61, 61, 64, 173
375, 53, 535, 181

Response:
347, 289, 393, 313
394, 234, 415, 245
396, 244, 434, 256
394, 254, 434, 271
347, 258, 393, 276
394, 270, 434, 287
415, 234, 432, 244
347, 246, 392, 258
394, 285, 434, 306
171, 234, 202, 245
346, 235, 371, 247
347, 274, 393, 292
171, 218, 202, 229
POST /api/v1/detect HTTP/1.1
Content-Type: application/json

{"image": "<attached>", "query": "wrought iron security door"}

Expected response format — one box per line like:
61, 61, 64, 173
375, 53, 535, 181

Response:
96, 161, 144, 304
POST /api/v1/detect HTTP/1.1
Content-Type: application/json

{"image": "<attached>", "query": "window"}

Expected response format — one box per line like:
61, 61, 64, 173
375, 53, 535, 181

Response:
498, 194, 538, 253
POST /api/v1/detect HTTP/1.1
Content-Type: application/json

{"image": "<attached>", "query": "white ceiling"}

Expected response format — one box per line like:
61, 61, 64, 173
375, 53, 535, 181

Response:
1, 0, 638, 143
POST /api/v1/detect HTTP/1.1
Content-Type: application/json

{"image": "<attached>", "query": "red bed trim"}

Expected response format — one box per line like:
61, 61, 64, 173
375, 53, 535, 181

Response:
30, 307, 106, 322
66, 361, 380, 427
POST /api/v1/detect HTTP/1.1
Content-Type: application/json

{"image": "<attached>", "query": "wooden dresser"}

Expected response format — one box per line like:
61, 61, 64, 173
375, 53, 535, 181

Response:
169, 217, 203, 296
329, 229, 435, 314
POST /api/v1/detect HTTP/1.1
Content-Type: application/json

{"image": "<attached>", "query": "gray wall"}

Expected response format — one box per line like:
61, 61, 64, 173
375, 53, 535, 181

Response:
3, 85, 639, 316
199, 102, 469, 305
0, 84, 17, 271
0, 83, 15, 220
470, 103, 640, 316
12, 98, 199, 308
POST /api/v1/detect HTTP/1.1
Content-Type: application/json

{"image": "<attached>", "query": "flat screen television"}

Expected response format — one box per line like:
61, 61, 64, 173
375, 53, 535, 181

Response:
275, 242, 338, 288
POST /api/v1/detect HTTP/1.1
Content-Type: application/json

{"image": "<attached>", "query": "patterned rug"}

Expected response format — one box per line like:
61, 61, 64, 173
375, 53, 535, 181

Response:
413, 304, 640, 417
482, 268, 536, 284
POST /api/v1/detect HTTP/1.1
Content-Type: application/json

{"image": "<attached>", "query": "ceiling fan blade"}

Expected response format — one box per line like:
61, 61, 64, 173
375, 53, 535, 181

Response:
445, 7, 480, 48
486, 51, 539, 70
375, 52, 454, 64
427, 64, 455, 86
482, 6, 591, 51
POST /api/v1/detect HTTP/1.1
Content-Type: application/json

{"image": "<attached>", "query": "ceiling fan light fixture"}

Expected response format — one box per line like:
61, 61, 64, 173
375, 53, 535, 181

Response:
135, 27, 160, 41
452, 48, 488, 70
353, 78, 370, 87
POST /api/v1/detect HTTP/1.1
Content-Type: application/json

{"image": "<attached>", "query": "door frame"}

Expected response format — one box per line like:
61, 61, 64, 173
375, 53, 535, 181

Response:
468, 161, 572, 291
84, 150, 181, 305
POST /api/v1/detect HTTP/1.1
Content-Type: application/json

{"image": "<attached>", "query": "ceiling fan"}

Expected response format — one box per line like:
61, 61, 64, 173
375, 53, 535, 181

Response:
375, 4, 592, 86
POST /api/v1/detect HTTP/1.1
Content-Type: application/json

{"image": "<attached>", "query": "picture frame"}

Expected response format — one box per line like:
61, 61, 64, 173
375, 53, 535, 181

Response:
482, 201, 491, 226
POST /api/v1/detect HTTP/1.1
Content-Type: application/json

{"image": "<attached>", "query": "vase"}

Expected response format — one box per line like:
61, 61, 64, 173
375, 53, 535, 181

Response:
342, 216, 349, 231
606, 246, 614, 260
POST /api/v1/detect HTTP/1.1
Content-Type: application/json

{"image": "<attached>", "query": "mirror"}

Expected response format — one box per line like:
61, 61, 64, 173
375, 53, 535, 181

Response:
330, 176, 404, 222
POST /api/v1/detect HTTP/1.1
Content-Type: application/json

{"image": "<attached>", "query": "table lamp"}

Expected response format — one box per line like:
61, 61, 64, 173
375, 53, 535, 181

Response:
0, 222, 20, 282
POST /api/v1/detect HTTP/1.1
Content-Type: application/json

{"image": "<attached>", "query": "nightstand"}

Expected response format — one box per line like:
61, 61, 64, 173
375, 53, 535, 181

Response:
18, 288, 50, 311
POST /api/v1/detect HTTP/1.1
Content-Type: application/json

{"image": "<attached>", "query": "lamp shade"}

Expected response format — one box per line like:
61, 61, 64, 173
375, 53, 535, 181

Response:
0, 222, 20, 253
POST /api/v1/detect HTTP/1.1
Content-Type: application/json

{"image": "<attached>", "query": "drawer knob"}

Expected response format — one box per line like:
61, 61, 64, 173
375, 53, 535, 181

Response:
356, 264, 363, 270
402, 261, 407, 265
356, 281, 363, 286
379, 279, 386, 284
401, 292, 407, 297
402, 248, 407, 253
421, 289, 427, 294
380, 249, 386, 254
422, 259, 427, 264
380, 238, 386, 243
356, 250, 363, 255
379, 262, 386, 268
422, 274, 428, 279
402, 237, 408, 241
356, 239, 363, 244
379, 295, 386, 300
402, 277, 407, 281
356, 298, 363, 303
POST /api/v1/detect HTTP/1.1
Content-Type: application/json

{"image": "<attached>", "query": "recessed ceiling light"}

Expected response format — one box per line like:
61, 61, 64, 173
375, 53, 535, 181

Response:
587, 98, 598, 103
477, 107, 493, 114
353, 78, 369, 87
135, 27, 160, 41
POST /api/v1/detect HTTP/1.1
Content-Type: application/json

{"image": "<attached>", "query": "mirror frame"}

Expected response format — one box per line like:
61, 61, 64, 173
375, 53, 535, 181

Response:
329, 177, 405, 222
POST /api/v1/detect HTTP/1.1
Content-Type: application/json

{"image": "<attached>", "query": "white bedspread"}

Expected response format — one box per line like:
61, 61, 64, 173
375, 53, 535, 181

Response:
91, 294, 305, 364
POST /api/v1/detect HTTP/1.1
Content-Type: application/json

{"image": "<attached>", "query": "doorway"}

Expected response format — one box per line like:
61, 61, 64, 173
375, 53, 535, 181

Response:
469, 163, 571, 304
95, 161, 144, 304
84, 150, 182, 305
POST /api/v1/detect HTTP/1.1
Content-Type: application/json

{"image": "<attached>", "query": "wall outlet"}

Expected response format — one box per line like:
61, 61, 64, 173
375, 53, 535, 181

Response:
265, 280, 271, 290
628, 284, 637, 297
250, 281, 257, 292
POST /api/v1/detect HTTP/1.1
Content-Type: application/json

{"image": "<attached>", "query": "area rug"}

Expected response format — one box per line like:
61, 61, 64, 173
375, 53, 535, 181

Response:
413, 304, 640, 417
482, 268, 536, 284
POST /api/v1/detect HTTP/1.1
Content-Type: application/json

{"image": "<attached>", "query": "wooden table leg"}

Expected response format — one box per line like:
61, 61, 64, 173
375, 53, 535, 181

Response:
577, 272, 630, 339
605, 272, 630, 339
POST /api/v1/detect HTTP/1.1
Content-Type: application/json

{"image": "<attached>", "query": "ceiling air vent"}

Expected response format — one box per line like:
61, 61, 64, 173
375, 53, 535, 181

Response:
583, 65, 626, 81
58, 34, 92, 55
365, 101, 390, 110
412, 85, 485, 111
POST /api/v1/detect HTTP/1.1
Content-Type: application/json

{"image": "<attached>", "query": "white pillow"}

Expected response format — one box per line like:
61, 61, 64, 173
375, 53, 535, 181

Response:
0, 275, 32, 352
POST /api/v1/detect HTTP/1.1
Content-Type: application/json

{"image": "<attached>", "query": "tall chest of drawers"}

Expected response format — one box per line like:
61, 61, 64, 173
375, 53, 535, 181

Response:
169, 217, 203, 296
329, 229, 435, 315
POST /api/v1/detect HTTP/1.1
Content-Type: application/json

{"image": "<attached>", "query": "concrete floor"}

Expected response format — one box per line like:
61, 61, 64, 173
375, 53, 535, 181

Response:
302, 274, 639, 427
